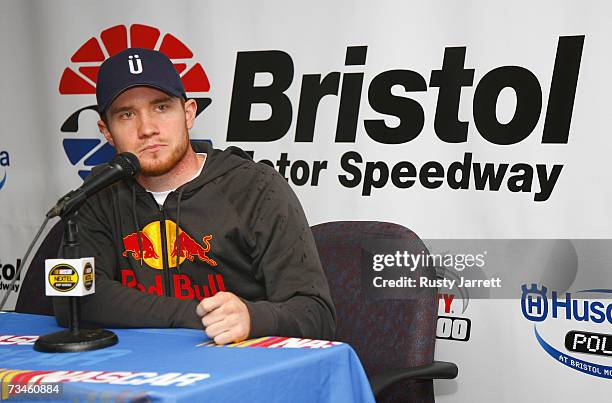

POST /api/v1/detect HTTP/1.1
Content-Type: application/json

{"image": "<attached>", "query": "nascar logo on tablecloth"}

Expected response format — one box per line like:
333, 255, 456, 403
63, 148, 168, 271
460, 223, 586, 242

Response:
0, 368, 210, 397
0, 335, 39, 345
197, 336, 342, 349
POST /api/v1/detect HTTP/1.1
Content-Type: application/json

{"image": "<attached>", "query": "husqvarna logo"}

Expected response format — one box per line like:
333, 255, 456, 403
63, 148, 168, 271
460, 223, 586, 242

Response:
521, 283, 612, 379
128, 54, 143, 74
521, 284, 548, 322
521, 283, 612, 324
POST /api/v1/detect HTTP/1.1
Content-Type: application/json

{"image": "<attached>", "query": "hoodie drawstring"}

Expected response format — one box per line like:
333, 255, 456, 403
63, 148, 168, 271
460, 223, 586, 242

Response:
132, 185, 143, 266
175, 187, 186, 275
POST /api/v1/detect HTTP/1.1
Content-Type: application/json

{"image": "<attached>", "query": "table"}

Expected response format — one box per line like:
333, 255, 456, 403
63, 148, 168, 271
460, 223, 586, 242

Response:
0, 313, 375, 402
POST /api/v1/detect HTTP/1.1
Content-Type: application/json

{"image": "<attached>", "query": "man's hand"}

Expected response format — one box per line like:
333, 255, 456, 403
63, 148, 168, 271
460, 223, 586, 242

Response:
196, 291, 251, 345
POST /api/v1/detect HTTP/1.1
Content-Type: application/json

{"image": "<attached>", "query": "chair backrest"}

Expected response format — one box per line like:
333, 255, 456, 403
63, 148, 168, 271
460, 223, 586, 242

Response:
14, 220, 64, 315
311, 221, 437, 402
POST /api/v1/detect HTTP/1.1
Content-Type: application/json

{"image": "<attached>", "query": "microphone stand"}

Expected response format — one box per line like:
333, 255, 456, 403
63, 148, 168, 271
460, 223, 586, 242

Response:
34, 211, 118, 352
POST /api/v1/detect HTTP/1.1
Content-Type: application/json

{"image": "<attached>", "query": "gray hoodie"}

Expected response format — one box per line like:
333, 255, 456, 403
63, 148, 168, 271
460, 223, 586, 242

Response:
54, 142, 336, 340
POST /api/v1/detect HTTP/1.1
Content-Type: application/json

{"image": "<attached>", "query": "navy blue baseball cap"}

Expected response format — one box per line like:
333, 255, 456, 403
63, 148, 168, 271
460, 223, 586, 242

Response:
96, 48, 186, 115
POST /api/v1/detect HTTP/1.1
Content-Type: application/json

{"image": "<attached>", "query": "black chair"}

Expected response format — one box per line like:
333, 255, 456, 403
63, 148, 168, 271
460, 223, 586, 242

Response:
311, 221, 458, 402
14, 220, 64, 315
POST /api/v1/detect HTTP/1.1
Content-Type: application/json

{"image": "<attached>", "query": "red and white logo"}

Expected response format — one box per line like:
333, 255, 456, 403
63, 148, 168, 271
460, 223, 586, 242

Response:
58, 24, 212, 179
59, 24, 210, 95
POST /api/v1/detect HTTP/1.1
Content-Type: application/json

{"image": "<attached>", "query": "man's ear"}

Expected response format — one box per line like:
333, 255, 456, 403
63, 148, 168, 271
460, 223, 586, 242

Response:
97, 119, 115, 146
184, 99, 197, 130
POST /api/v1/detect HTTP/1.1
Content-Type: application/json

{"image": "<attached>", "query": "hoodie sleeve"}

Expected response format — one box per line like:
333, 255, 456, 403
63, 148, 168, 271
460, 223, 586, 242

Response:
52, 192, 202, 330
241, 166, 336, 340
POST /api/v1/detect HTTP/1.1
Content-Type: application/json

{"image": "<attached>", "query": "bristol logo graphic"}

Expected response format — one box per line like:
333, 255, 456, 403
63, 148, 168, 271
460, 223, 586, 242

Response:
58, 24, 212, 179
128, 54, 143, 74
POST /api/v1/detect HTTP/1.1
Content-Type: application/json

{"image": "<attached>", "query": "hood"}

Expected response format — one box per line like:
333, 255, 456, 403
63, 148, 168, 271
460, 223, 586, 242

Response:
185, 141, 253, 193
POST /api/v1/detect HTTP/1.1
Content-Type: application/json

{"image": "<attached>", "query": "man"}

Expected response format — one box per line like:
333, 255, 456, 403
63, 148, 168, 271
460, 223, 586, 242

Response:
53, 48, 336, 344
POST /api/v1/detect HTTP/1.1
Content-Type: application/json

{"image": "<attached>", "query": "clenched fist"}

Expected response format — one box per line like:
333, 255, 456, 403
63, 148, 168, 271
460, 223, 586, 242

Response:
196, 291, 251, 345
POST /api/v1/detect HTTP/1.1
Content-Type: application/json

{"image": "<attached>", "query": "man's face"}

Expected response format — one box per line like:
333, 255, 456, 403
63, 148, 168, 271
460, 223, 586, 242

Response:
98, 86, 197, 177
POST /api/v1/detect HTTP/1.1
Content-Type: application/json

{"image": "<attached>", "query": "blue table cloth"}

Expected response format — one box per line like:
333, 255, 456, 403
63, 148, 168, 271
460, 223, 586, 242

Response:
0, 313, 374, 402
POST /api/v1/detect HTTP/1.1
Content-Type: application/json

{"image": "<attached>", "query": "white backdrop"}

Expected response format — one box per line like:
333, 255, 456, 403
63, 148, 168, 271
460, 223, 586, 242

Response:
0, 1, 610, 401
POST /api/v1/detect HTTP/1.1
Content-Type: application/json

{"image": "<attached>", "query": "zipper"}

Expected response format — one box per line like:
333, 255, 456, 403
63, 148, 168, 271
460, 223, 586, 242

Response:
158, 204, 172, 297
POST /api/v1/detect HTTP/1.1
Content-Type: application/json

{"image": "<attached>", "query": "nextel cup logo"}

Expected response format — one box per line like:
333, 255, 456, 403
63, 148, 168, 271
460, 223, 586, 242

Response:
521, 284, 612, 379
48, 264, 79, 292
58, 24, 212, 179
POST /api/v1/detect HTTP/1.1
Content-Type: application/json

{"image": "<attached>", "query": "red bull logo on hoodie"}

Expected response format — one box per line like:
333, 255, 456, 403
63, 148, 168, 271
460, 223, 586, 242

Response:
122, 220, 217, 270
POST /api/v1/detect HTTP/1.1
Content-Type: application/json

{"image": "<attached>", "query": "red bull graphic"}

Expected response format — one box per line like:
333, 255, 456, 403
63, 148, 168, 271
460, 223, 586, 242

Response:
121, 220, 217, 270
171, 233, 218, 267
121, 269, 226, 301
122, 232, 159, 261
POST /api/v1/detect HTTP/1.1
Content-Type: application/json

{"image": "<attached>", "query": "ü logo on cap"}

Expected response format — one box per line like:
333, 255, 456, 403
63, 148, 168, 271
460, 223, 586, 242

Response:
128, 54, 143, 74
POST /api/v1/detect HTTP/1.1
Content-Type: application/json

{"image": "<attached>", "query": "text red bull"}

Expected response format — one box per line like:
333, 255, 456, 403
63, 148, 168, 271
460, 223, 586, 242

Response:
121, 269, 225, 300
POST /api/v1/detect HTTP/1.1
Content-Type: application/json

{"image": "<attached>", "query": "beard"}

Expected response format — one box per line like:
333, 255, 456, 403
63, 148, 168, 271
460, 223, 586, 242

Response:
139, 130, 190, 177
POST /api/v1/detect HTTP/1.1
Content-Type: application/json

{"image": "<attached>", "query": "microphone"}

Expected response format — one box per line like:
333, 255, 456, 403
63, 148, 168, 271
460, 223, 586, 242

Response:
46, 152, 140, 218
